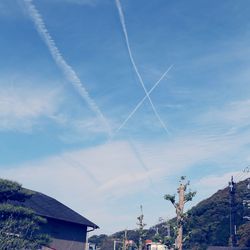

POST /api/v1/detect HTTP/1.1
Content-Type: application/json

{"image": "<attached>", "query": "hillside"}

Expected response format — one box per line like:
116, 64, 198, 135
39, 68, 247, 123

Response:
89, 179, 250, 250
184, 179, 250, 249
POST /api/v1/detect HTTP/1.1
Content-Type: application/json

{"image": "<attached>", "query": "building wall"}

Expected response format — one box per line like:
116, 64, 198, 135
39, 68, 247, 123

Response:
41, 218, 87, 250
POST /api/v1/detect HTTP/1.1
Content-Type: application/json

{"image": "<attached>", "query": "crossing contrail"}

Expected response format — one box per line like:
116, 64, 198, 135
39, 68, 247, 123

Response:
114, 65, 173, 135
115, 0, 170, 134
127, 137, 160, 195
23, 0, 112, 137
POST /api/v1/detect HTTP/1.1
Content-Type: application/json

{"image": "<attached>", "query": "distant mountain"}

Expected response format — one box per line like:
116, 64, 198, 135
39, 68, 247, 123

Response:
184, 179, 250, 249
89, 179, 250, 250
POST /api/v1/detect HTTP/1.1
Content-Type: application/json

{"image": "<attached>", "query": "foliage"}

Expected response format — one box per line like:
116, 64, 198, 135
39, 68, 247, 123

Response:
100, 237, 114, 250
89, 234, 109, 248
90, 179, 250, 250
152, 230, 162, 243
184, 179, 250, 249
184, 191, 197, 203
164, 194, 176, 205
0, 178, 51, 249
0, 179, 33, 203
237, 223, 250, 247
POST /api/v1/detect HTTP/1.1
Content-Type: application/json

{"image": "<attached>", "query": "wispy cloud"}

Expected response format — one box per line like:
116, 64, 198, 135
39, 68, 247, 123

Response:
2, 122, 250, 232
0, 87, 60, 131
197, 98, 250, 135
0, 140, 158, 231
52, 0, 101, 6
194, 170, 250, 201
49, 0, 101, 7
58, 116, 117, 143
212, 99, 250, 126
23, 0, 112, 136
162, 104, 183, 109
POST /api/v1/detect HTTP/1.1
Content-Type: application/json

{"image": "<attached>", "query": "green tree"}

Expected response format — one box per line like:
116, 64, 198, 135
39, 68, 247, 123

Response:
237, 223, 250, 247
0, 178, 50, 249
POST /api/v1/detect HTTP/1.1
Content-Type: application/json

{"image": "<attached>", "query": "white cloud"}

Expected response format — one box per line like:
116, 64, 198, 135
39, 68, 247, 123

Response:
73, 117, 114, 134
193, 170, 250, 202
162, 104, 183, 109
2, 94, 250, 231
1, 140, 152, 199
0, 87, 61, 131
2, 127, 250, 233
201, 99, 250, 128
0, 140, 156, 232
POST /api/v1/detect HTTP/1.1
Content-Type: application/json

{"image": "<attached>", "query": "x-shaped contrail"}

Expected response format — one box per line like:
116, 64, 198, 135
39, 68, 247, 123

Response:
114, 65, 173, 136
115, 0, 170, 135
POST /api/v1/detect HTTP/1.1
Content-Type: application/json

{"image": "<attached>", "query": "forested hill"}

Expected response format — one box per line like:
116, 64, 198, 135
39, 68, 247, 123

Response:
184, 179, 250, 249
89, 179, 250, 249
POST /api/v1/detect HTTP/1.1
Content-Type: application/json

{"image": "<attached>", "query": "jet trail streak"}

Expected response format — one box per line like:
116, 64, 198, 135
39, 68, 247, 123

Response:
23, 0, 112, 137
115, 0, 170, 134
115, 65, 173, 135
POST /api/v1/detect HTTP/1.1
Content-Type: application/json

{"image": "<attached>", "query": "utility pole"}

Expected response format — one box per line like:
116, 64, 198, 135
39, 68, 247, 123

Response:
122, 229, 128, 250
114, 239, 123, 250
229, 176, 237, 247
167, 223, 171, 238
137, 205, 146, 250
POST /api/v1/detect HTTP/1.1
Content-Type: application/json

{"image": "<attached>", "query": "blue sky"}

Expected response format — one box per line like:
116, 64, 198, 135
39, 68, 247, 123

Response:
1, 0, 250, 234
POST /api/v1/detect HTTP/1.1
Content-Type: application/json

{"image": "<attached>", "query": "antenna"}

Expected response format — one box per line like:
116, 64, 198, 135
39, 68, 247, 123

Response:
140, 205, 143, 216
229, 176, 237, 247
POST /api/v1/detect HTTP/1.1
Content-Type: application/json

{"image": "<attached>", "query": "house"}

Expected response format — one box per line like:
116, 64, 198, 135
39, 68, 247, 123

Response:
22, 191, 99, 250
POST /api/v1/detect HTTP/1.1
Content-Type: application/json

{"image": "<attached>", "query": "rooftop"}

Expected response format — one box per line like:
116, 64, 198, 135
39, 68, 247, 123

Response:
20, 191, 99, 229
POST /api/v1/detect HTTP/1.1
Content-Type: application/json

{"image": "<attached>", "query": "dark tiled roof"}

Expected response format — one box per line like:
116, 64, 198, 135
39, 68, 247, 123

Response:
22, 191, 99, 229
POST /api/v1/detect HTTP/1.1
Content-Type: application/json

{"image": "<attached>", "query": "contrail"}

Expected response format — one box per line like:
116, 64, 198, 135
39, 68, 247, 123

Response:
60, 155, 100, 185
23, 0, 112, 137
127, 137, 148, 171
127, 137, 160, 195
115, 0, 170, 134
114, 65, 173, 135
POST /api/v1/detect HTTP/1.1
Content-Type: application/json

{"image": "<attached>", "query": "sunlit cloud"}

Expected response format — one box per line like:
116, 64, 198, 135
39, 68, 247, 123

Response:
2, 120, 250, 232
0, 86, 61, 131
